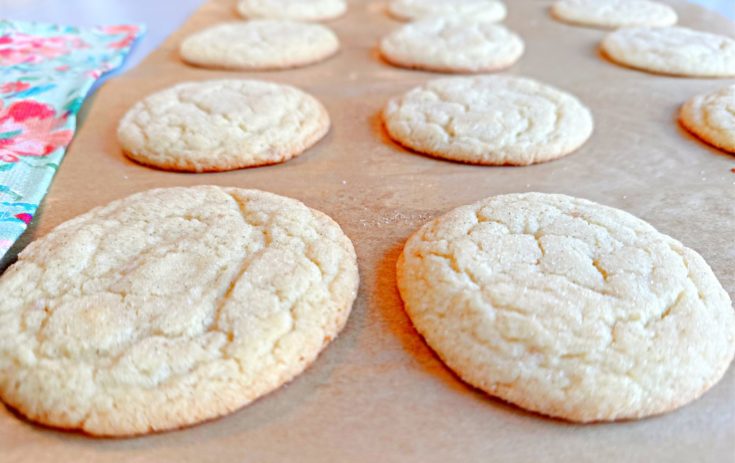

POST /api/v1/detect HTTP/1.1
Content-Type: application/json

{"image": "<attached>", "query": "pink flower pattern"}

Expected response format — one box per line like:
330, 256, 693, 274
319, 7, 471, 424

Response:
0, 100, 73, 163
0, 81, 31, 94
0, 32, 87, 65
100, 25, 141, 50
0, 20, 143, 257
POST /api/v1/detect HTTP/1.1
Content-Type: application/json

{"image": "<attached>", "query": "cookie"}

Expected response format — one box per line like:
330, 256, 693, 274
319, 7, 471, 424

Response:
237, 0, 346, 22
379, 16, 524, 73
382, 76, 593, 165
180, 20, 339, 70
551, 0, 677, 29
387, 0, 507, 22
117, 79, 329, 172
680, 84, 735, 154
397, 192, 735, 422
0, 186, 359, 436
601, 27, 735, 77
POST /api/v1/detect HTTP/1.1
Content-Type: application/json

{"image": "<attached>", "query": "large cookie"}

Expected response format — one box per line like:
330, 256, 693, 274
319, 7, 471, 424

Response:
551, 0, 677, 29
180, 20, 339, 70
379, 16, 524, 73
601, 27, 735, 77
397, 192, 735, 422
679, 84, 735, 154
0, 186, 359, 436
117, 79, 329, 172
237, 0, 346, 22
387, 0, 507, 22
382, 76, 593, 165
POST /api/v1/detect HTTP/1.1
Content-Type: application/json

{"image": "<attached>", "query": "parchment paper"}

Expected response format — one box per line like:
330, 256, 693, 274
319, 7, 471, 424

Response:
2, 1, 734, 461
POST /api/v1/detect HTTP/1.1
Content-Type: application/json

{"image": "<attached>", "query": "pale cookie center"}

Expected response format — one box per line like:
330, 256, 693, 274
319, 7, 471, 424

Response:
701, 91, 735, 133
41, 294, 135, 357
413, 89, 559, 145
19, 191, 335, 392
426, 200, 693, 349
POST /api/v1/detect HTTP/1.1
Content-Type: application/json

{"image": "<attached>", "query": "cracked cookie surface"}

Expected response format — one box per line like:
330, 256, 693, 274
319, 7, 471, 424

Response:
237, 0, 346, 21
0, 186, 359, 436
387, 0, 506, 22
180, 20, 339, 70
379, 16, 524, 73
397, 192, 735, 422
679, 84, 735, 154
551, 0, 677, 29
601, 27, 735, 77
117, 79, 329, 172
382, 76, 593, 165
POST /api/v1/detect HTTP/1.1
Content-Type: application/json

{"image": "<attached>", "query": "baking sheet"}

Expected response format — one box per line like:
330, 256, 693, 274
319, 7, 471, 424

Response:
2, 0, 735, 461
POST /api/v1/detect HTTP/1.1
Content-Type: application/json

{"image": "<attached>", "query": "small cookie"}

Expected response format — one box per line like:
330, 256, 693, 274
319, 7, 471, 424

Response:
551, 0, 677, 29
180, 20, 339, 70
387, 0, 507, 22
397, 192, 735, 422
237, 0, 346, 22
382, 76, 593, 165
379, 16, 524, 73
117, 79, 329, 172
601, 27, 735, 77
0, 186, 359, 436
680, 84, 735, 154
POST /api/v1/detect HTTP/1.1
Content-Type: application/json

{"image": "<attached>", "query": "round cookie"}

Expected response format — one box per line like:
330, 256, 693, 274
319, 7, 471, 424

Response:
379, 16, 524, 73
680, 85, 735, 154
382, 76, 593, 165
601, 27, 735, 77
551, 0, 677, 29
397, 192, 735, 422
387, 0, 507, 22
180, 20, 339, 70
237, 0, 346, 22
117, 79, 329, 172
0, 185, 359, 436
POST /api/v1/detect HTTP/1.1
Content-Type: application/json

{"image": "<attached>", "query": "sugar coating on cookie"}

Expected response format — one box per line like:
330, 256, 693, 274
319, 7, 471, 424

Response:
379, 16, 524, 73
117, 79, 329, 172
680, 85, 735, 154
382, 76, 593, 165
237, 0, 346, 21
601, 27, 735, 77
180, 20, 339, 70
397, 192, 735, 422
0, 186, 359, 436
388, 0, 507, 22
551, 0, 677, 29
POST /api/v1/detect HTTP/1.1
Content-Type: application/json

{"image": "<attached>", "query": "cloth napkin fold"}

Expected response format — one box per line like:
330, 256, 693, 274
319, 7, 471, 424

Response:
0, 19, 144, 260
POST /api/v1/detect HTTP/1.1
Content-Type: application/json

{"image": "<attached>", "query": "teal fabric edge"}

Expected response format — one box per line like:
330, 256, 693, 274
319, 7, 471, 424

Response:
0, 19, 146, 261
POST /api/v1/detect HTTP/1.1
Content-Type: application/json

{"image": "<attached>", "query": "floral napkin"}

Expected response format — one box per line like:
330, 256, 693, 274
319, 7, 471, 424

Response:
0, 20, 143, 260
